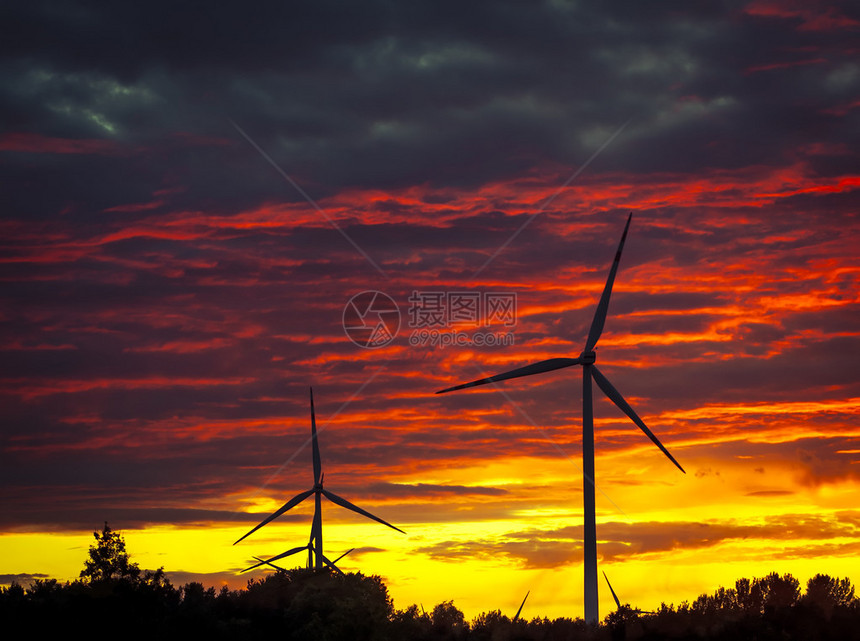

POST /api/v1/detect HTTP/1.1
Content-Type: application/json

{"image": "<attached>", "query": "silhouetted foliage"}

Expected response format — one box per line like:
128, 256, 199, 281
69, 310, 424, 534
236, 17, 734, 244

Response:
433, 600, 469, 638
803, 573, 856, 614
81, 521, 141, 583
390, 603, 434, 640
4, 531, 860, 641
470, 609, 509, 641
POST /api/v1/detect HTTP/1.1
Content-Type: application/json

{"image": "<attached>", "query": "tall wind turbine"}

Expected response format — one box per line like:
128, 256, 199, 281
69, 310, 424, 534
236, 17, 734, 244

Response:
234, 387, 404, 569
436, 214, 685, 623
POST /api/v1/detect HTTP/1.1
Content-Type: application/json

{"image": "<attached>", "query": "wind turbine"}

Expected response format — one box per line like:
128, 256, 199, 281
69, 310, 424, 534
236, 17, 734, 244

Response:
234, 387, 404, 569
436, 213, 685, 623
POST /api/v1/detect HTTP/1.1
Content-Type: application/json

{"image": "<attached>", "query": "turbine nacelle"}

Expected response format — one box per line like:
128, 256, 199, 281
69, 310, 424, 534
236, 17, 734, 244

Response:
579, 350, 596, 364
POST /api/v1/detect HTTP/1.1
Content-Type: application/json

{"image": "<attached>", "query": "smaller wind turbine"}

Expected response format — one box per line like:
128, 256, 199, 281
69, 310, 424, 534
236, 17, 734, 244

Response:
603, 571, 654, 615
234, 387, 404, 569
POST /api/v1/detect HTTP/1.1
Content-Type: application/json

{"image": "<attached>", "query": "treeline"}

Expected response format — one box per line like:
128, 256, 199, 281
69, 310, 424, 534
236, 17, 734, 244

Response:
2, 524, 859, 640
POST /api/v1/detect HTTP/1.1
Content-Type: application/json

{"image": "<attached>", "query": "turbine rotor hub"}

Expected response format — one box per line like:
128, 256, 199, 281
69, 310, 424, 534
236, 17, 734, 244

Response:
580, 350, 596, 364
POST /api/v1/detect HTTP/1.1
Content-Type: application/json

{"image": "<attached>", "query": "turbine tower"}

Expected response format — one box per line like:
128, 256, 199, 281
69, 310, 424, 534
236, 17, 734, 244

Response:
436, 214, 685, 623
234, 387, 404, 569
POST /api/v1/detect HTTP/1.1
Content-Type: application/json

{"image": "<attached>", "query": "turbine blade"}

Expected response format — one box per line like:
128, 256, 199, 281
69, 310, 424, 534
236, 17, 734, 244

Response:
241, 545, 307, 572
603, 571, 622, 610
234, 487, 315, 545
241, 560, 264, 573
513, 590, 530, 621
436, 358, 582, 394
322, 488, 406, 534
322, 554, 345, 575
584, 213, 632, 352
264, 545, 311, 565
250, 556, 286, 572
310, 387, 321, 485
331, 548, 354, 565
591, 365, 685, 473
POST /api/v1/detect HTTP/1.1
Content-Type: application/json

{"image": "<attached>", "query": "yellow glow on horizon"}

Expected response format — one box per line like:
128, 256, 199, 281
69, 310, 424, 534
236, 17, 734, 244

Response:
3, 437, 860, 622
0, 532, 89, 584
5, 521, 859, 621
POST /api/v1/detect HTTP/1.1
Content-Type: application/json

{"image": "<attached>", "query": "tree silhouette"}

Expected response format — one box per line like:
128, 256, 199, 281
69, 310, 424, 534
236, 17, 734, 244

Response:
734, 576, 763, 614
432, 600, 468, 637
804, 573, 855, 613
390, 603, 433, 640
80, 522, 141, 583
758, 571, 800, 612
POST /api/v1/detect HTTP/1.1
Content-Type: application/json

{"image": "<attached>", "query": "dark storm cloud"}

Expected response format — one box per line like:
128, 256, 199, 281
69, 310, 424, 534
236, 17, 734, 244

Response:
3, 0, 857, 207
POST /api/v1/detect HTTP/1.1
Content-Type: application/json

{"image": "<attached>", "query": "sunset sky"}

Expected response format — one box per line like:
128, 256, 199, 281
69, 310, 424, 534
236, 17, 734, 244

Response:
2, 0, 859, 622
